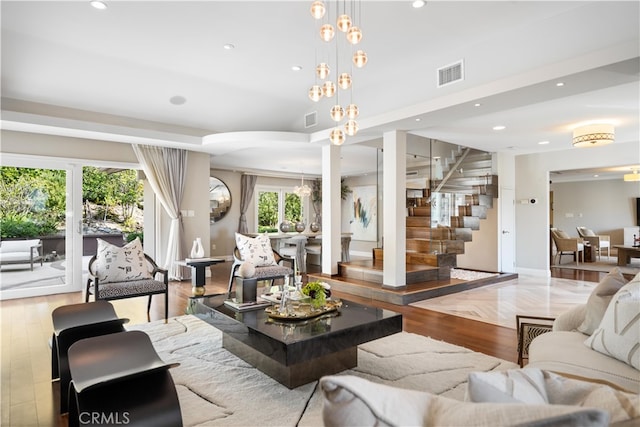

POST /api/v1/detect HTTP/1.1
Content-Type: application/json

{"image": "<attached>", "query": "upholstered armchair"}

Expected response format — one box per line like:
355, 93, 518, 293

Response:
576, 226, 610, 260
550, 228, 584, 265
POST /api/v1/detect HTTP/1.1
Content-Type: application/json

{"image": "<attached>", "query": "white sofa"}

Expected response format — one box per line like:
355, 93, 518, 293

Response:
0, 239, 43, 271
528, 270, 640, 393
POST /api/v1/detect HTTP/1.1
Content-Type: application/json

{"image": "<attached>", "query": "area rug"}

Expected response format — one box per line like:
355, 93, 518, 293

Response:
409, 277, 595, 329
554, 256, 640, 275
128, 315, 517, 426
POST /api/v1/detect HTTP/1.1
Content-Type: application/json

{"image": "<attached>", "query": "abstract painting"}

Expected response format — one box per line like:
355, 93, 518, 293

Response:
349, 185, 377, 241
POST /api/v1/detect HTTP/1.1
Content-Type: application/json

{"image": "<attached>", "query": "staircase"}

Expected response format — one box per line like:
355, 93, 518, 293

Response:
308, 145, 505, 303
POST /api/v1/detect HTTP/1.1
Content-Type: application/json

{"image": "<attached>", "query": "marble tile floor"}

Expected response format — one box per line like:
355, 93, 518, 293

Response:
409, 276, 598, 329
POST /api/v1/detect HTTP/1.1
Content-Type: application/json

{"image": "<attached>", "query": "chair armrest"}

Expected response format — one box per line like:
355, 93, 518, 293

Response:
152, 267, 169, 284
552, 304, 587, 332
30, 242, 42, 260
555, 238, 580, 251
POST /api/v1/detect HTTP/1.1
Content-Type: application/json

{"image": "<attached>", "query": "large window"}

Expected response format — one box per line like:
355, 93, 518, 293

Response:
256, 186, 304, 233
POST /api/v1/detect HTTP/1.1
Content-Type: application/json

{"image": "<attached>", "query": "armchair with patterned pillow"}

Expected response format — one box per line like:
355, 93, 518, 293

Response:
85, 238, 168, 321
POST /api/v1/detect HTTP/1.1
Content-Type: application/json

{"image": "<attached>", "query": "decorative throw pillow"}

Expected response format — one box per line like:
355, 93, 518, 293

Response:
578, 268, 629, 335
235, 233, 276, 267
320, 375, 609, 427
584, 278, 640, 370
467, 368, 639, 424
94, 238, 151, 284
556, 230, 571, 239
466, 368, 549, 404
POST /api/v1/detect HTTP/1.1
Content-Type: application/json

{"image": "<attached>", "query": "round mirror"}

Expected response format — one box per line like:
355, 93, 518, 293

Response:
209, 177, 231, 223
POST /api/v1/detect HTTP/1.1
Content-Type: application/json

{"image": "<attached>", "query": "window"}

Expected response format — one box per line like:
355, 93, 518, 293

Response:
255, 186, 304, 233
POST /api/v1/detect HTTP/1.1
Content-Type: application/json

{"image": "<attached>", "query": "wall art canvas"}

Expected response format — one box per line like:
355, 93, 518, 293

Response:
349, 185, 377, 241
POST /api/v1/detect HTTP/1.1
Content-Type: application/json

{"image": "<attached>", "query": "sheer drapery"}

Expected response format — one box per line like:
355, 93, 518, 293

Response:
133, 145, 188, 280
238, 174, 257, 233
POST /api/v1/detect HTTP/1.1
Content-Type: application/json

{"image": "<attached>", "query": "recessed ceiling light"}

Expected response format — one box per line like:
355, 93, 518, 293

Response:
474, 103, 481, 107
223, 43, 235, 50
493, 125, 506, 131
90, 1, 107, 10
415, 118, 421, 122
556, 82, 564, 87
169, 96, 187, 105
593, 174, 599, 178
291, 65, 302, 71
538, 141, 550, 145
412, 0, 426, 8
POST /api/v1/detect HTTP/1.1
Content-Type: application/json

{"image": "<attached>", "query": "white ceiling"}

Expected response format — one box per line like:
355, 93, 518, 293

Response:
1, 1, 639, 181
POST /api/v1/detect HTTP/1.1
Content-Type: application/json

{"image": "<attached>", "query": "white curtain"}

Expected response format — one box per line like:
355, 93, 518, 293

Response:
133, 145, 188, 280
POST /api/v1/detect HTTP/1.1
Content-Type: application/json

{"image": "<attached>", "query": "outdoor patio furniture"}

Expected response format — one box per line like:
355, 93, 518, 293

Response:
0, 239, 43, 271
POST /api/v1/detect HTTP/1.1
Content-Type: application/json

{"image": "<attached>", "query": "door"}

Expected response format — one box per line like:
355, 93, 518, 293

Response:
499, 187, 516, 273
0, 156, 83, 299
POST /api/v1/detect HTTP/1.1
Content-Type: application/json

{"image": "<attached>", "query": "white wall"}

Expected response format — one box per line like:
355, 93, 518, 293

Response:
514, 141, 639, 276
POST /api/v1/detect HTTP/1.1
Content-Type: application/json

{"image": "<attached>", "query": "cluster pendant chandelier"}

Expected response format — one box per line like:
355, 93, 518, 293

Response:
308, 0, 366, 145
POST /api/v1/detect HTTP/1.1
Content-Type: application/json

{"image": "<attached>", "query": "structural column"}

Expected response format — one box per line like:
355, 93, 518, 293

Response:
383, 131, 407, 287
322, 144, 341, 275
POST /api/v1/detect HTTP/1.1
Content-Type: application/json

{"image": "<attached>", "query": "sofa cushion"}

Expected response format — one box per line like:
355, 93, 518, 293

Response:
467, 368, 640, 424
0, 239, 40, 253
320, 375, 609, 427
528, 331, 640, 394
94, 238, 151, 284
578, 268, 629, 335
584, 279, 640, 370
235, 233, 277, 267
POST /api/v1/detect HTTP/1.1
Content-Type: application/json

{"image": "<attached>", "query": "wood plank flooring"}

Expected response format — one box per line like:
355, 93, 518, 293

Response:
0, 263, 606, 427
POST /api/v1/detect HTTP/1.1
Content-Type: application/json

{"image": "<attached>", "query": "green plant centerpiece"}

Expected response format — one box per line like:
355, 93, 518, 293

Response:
302, 280, 330, 309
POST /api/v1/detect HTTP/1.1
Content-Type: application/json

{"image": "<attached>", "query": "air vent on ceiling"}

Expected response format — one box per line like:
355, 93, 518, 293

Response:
437, 60, 464, 87
304, 111, 317, 128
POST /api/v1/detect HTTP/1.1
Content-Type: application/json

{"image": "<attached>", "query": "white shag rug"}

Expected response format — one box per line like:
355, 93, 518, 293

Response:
128, 315, 518, 426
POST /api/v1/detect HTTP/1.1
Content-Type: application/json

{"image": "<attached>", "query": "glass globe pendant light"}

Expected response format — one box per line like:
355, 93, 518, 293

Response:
338, 73, 352, 90
344, 119, 359, 136
336, 14, 352, 32
330, 105, 345, 121
308, 85, 323, 102
330, 128, 345, 145
347, 26, 362, 44
310, 1, 326, 19
316, 63, 330, 79
323, 81, 336, 97
320, 24, 335, 42
345, 103, 359, 119
353, 50, 367, 68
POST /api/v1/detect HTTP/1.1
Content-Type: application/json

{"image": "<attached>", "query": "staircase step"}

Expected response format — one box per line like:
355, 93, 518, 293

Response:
406, 227, 455, 240
407, 216, 431, 227
406, 239, 465, 254
408, 206, 431, 216
471, 205, 487, 219
373, 249, 457, 268
336, 261, 448, 285
454, 228, 473, 242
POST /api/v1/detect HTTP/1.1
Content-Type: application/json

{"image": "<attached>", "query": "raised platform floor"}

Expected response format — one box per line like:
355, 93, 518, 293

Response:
307, 259, 518, 305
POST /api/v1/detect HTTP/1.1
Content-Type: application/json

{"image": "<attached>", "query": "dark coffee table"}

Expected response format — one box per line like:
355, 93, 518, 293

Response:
192, 294, 402, 388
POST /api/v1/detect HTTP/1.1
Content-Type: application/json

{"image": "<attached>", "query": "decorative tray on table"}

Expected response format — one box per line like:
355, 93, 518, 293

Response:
264, 299, 342, 320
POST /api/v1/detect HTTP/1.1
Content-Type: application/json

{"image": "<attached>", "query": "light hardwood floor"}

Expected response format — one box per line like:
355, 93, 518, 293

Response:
0, 263, 607, 427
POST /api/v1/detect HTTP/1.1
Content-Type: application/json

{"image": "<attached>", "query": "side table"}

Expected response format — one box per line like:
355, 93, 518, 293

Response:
515, 314, 555, 367
176, 258, 224, 296
583, 243, 596, 262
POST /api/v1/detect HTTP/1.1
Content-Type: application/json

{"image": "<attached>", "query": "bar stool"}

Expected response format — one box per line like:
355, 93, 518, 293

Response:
67, 330, 182, 427
51, 300, 128, 413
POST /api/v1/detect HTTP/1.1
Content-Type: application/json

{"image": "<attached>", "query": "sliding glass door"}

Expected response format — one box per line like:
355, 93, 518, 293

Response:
0, 155, 83, 299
